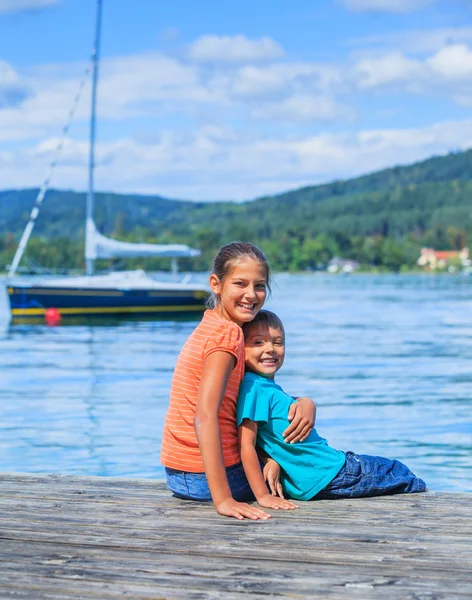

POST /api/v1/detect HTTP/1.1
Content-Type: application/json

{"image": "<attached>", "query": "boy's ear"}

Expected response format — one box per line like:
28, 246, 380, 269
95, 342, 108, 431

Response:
209, 274, 222, 296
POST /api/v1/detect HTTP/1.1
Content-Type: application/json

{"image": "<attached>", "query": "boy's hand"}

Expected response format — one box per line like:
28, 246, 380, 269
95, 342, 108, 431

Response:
263, 458, 284, 497
283, 397, 316, 443
257, 493, 298, 511
215, 498, 271, 520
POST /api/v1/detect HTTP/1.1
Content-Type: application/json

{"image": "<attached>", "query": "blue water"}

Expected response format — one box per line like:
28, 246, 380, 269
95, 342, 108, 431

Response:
1, 274, 471, 492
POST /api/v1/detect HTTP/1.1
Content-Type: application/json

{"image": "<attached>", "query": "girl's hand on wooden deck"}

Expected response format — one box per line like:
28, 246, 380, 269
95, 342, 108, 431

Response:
283, 397, 316, 443
257, 494, 298, 511
216, 498, 271, 520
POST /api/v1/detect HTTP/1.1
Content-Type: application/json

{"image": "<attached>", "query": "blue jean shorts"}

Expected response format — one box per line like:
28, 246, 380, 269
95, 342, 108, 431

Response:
165, 462, 254, 502
313, 451, 427, 500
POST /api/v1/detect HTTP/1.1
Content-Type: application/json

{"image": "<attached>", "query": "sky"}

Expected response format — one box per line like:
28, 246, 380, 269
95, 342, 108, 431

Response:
1, 0, 472, 201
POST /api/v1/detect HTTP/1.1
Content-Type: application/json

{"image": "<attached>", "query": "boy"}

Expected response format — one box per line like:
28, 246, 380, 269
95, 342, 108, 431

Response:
237, 310, 426, 506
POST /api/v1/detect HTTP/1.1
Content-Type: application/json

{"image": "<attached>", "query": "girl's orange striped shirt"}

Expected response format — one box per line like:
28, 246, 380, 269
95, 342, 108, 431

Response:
160, 309, 244, 472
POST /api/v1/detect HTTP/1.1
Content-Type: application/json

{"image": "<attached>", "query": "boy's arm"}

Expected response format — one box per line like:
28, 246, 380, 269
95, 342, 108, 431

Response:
256, 447, 283, 498
239, 420, 298, 511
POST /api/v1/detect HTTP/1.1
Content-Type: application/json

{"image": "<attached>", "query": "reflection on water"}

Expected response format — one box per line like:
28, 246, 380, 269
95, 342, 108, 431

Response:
10, 313, 204, 326
1, 274, 471, 492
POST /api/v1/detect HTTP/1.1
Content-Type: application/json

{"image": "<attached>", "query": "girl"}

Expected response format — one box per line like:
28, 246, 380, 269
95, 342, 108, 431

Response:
161, 242, 315, 520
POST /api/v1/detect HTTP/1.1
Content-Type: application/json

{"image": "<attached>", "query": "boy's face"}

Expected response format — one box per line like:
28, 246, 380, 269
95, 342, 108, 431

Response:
244, 324, 285, 379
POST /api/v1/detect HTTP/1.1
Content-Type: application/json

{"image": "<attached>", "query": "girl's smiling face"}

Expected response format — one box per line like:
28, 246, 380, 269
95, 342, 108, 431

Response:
209, 257, 267, 326
244, 323, 285, 379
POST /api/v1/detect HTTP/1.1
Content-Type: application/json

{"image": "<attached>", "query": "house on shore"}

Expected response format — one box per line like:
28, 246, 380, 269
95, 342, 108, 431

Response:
417, 247, 470, 270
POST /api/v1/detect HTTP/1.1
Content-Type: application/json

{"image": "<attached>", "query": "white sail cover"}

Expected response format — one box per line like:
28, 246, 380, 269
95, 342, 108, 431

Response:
85, 219, 200, 260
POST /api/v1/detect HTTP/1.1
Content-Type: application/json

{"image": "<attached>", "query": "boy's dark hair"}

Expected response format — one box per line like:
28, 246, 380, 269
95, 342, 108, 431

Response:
242, 309, 285, 341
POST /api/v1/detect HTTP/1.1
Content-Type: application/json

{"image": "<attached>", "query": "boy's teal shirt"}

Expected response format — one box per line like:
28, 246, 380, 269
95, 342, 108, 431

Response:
237, 372, 346, 500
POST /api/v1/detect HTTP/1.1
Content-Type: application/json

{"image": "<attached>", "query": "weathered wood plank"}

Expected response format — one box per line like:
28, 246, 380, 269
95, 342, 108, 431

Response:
1, 501, 468, 525
1, 493, 470, 525
1, 486, 471, 524
0, 472, 470, 599
1, 561, 472, 600
2, 515, 472, 559
2, 531, 471, 581
1, 539, 472, 589
1, 550, 472, 600
1, 552, 472, 600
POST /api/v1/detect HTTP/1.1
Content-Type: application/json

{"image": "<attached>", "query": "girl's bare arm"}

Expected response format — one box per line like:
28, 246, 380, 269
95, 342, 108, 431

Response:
194, 350, 270, 520
283, 397, 317, 443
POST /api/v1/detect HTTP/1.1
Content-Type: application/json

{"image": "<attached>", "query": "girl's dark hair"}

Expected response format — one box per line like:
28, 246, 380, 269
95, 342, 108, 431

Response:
207, 241, 271, 309
242, 309, 285, 341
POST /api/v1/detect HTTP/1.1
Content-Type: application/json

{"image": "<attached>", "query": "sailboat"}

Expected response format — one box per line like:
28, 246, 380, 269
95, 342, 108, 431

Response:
6, 0, 208, 322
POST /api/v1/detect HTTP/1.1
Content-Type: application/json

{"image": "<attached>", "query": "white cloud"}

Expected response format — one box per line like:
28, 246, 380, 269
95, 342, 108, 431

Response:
2, 35, 472, 150
0, 60, 19, 84
355, 52, 425, 89
0, 0, 59, 14
352, 43, 472, 100
342, 0, 435, 12
2, 120, 472, 201
347, 27, 472, 55
231, 63, 344, 98
0, 53, 210, 142
454, 94, 472, 107
188, 35, 284, 63
231, 65, 288, 98
427, 44, 472, 80
98, 54, 208, 117
0, 72, 88, 142
0, 60, 31, 108
3, 31, 472, 200
0, 51, 350, 142
426, 44, 472, 106
251, 94, 355, 123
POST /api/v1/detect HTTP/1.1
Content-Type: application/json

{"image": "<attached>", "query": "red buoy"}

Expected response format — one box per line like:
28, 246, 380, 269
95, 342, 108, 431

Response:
45, 307, 61, 326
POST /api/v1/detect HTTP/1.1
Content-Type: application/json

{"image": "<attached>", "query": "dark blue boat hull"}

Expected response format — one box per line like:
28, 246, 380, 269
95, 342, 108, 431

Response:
7, 284, 208, 320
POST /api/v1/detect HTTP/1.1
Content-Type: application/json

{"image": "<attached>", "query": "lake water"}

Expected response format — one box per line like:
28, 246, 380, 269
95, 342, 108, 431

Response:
1, 274, 471, 492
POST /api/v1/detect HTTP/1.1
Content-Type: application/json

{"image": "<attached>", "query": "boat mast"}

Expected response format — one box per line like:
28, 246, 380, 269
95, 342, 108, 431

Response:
86, 0, 103, 277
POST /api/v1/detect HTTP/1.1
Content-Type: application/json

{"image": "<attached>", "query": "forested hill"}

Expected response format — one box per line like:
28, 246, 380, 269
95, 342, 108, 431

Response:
1, 149, 471, 272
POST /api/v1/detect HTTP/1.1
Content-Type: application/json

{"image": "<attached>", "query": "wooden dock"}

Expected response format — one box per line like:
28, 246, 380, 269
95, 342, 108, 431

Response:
0, 473, 471, 599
